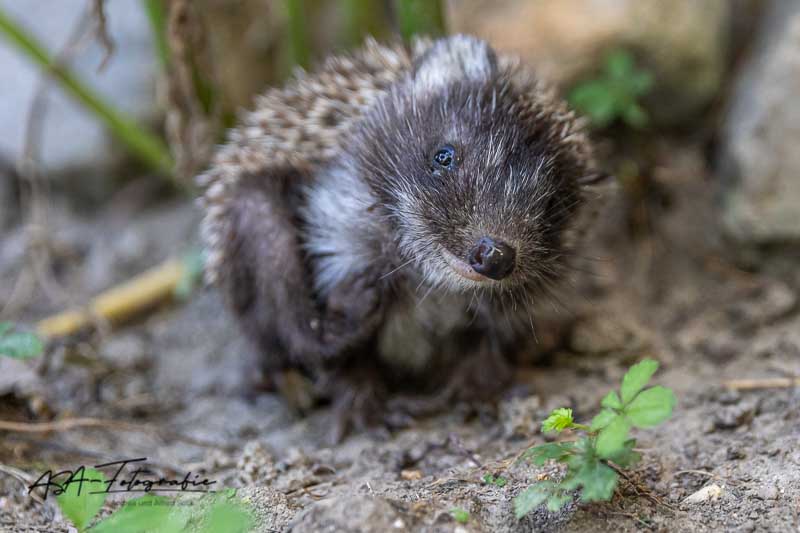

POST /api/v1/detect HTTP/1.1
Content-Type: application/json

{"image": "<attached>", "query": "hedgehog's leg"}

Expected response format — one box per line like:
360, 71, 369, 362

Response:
388, 335, 515, 418
314, 273, 410, 442
216, 171, 332, 398
218, 173, 390, 431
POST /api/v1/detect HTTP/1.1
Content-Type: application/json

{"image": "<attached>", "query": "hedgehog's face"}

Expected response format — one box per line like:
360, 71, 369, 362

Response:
355, 36, 605, 298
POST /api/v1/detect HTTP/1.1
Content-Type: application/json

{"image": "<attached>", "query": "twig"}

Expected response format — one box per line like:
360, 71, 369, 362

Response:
91, 0, 115, 71
0, 416, 232, 450
164, 0, 218, 182
723, 378, 800, 391
0, 464, 45, 504
673, 469, 737, 486
606, 462, 677, 511
36, 258, 186, 339
0, 417, 142, 433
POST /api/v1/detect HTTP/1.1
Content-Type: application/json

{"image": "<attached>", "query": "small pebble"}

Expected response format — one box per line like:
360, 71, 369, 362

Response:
683, 483, 724, 504
400, 469, 423, 481
755, 485, 779, 500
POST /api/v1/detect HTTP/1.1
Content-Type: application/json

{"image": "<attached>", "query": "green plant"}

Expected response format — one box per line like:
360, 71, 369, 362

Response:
56, 469, 107, 532
285, 0, 311, 69
394, 0, 446, 40
569, 49, 654, 129
514, 359, 676, 518
52, 475, 254, 533
482, 473, 508, 488
450, 508, 470, 524
0, 322, 44, 359
0, 7, 173, 174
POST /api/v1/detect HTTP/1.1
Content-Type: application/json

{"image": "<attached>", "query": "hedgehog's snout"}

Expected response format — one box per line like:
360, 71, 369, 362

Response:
467, 237, 516, 280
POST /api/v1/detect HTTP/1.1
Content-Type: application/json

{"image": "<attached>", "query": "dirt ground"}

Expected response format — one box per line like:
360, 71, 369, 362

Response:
1, 140, 799, 532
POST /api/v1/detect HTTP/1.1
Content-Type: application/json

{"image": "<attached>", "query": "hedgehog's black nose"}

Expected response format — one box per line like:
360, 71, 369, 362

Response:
467, 237, 516, 280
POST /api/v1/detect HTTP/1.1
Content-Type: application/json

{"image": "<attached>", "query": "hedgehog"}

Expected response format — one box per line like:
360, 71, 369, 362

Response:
197, 35, 613, 438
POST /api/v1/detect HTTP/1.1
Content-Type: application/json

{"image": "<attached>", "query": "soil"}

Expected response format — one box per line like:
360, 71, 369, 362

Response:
1, 141, 799, 532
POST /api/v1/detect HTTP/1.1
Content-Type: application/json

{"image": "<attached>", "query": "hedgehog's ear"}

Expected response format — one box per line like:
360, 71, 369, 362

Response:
412, 35, 497, 95
578, 170, 615, 188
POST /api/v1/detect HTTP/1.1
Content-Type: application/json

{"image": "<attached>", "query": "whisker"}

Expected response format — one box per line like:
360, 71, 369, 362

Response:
379, 257, 415, 280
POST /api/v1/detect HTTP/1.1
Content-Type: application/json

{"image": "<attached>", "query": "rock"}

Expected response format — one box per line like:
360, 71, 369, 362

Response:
713, 401, 756, 430
448, 0, 731, 125
499, 394, 542, 437
290, 495, 407, 533
237, 486, 298, 533
99, 333, 149, 370
236, 440, 278, 486
719, 0, 800, 242
683, 483, 724, 504
755, 484, 779, 501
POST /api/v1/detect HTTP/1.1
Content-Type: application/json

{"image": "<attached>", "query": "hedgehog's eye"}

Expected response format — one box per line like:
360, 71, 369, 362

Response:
432, 145, 456, 170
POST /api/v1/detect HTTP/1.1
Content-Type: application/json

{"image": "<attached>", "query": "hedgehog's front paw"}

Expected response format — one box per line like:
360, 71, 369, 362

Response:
388, 349, 513, 418
318, 364, 413, 444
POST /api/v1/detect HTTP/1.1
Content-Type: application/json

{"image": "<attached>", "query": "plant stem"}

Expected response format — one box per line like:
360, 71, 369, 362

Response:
0, 7, 173, 175
394, 0, 446, 40
142, 0, 170, 70
341, 0, 386, 48
285, 0, 311, 69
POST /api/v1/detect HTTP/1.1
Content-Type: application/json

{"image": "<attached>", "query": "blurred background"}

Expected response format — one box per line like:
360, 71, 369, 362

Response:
1, 1, 800, 531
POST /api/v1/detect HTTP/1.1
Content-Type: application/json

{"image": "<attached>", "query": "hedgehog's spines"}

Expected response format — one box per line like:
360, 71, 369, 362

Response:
198, 35, 600, 287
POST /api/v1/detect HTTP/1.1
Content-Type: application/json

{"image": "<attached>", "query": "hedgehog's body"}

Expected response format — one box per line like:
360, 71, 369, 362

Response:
198, 36, 611, 431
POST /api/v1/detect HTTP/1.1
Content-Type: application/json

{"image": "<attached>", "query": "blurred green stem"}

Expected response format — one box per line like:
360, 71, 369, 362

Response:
394, 0, 446, 39
285, 0, 310, 68
0, 7, 173, 175
142, 0, 170, 70
341, 0, 385, 47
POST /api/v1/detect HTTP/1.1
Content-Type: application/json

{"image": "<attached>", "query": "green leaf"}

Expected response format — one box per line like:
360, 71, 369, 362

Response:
600, 391, 623, 410
620, 359, 659, 405
606, 50, 635, 79
90, 495, 188, 533
483, 474, 508, 487
56, 468, 107, 531
595, 415, 631, 459
0, 325, 44, 359
569, 81, 618, 127
541, 407, 574, 433
522, 442, 575, 466
200, 499, 254, 533
546, 493, 572, 512
603, 439, 642, 468
590, 408, 618, 431
450, 508, 470, 524
625, 386, 676, 428
623, 102, 649, 128
514, 483, 554, 518
630, 70, 654, 94
576, 460, 618, 502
